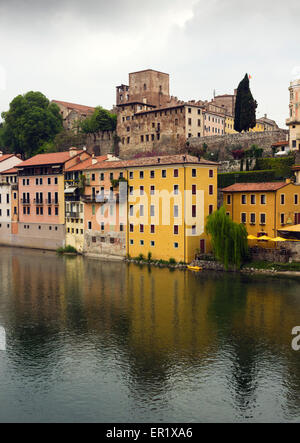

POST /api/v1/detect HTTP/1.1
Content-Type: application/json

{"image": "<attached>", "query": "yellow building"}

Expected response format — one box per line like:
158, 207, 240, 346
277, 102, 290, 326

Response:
225, 115, 266, 134
222, 181, 300, 240
124, 154, 218, 262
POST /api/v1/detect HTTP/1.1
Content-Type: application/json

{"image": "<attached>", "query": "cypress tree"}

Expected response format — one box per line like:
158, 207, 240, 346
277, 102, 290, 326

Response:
234, 74, 257, 132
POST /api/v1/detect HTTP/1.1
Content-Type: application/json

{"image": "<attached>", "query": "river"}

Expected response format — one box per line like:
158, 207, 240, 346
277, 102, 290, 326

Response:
0, 246, 299, 422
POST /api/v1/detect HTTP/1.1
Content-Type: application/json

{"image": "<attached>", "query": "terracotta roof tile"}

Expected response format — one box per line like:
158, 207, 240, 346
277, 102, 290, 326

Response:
86, 154, 219, 171
222, 182, 288, 192
52, 100, 95, 114
0, 154, 14, 163
0, 167, 18, 174
271, 141, 289, 147
16, 150, 84, 168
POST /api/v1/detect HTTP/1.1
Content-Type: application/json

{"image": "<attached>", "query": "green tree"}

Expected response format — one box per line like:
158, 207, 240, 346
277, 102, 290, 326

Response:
1, 91, 63, 158
79, 106, 117, 135
234, 74, 257, 133
205, 206, 248, 270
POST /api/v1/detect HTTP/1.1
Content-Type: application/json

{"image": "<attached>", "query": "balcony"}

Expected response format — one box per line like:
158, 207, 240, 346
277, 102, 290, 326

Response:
21, 198, 30, 205
33, 198, 44, 205
66, 211, 80, 219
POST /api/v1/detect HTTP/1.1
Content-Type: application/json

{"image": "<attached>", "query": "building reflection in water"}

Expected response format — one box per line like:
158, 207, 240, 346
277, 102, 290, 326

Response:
1, 246, 299, 420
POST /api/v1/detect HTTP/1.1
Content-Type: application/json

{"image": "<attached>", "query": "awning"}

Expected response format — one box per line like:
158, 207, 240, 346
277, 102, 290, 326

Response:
64, 187, 78, 194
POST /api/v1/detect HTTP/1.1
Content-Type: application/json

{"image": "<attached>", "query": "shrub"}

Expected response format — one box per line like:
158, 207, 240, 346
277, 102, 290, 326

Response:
218, 169, 282, 189
169, 258, 176, 265
56, 245, 77, 254
147, 252, 152, 261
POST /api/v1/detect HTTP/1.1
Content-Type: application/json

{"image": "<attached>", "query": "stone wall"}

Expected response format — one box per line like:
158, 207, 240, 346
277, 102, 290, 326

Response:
84, 230, 126, 259
188, 129, 288, 161
86, 130, 117, 156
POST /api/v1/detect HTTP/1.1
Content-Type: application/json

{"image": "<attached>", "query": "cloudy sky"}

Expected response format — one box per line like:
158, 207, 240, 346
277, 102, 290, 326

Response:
0, 0, 299, 127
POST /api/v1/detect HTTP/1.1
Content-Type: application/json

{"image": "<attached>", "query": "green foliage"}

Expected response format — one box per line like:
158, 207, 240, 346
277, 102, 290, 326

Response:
147, 252, 152, 261
254, 156, 295, 178
78, 174, 86, 194
234, 74, 257, 132
1, 91, 63, 157
169, 258, 177, 265
205, 206, 248, 270
243, 260, 300, 272
218, 169, 285, 188
245, 144, 263, 159
79, 106, 117, 135
56, 245, 77, 254
137, 253, 145, 261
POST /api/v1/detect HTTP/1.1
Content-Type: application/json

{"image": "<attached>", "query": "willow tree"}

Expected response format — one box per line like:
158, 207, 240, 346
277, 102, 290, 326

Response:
205, 206, 248, 270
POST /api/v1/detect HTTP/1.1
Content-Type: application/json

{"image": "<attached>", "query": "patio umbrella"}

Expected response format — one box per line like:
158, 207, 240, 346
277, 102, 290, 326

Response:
247, 235, 258, 240
258, 235, 272, 241
269, 237, 287, 242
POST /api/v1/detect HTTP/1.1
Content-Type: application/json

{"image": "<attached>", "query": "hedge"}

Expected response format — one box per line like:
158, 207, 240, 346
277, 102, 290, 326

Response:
218, 169, 285, 189
255, 156, 295, 171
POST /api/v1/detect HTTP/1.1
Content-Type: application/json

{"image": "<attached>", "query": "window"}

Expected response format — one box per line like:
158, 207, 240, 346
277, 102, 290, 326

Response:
209, 205, 213, 215
209, 185, 213, 196
192, 225, 196, 235
250, 213, 256, 224
150, 224, 155, 234
150, 241, 155, 247
174, 205, 179, 218
174, 185, 179, 195
110, 173, 114, 180
129, 205, 134, 216
150, 205, 155, 217
150, 185, 155, 195
174, 242, 179, 249
55, 207, 58, 216
192, 184, 196, 195
280, 194, 285, 205
140, 186, 144, 196
140, 171, 144, 179
100, 173, 104, 181
260, 213, 266, 225
130, 239, 134, 245
162, 170, 166, 178
101, 222, 105, 231
36, 178, 39, 185
129, 171, 133, 179
40, 178, 43, 185
188, 118, 192, 125
192, 169, 196, 177
92, 204, 95, 215
48, 207, 51, 215
48, 178, 51, 185
129, 186, 134, 195
129, 224, 134, 233
54, 178, 58, 185
174, 225, 179, 235
250, 195, 256, 205
295, 195, 299, 205
209, 169, 214, 178
261, 195, 266, 205
227, 195, 231, 205
188, 108, 191, 113
120, 223, 124, 232
140, 224, 144, 233
241, 213, 246, 224
140, 205, 144, 217
241, 195, 246, 205
140, 240, 144, 246
141, 135, 144, 142
92, 174, 95, 181
192, 205, 196, 218
150, 170, 155, 179
280, 214, 285, 225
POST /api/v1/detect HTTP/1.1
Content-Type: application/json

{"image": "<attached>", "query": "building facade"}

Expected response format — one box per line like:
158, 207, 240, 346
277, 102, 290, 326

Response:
286, 79, 300, 152
222, 181, 300, 239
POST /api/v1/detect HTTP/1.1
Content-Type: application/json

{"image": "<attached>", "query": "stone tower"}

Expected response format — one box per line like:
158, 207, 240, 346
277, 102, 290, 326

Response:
286, 79, 300, 151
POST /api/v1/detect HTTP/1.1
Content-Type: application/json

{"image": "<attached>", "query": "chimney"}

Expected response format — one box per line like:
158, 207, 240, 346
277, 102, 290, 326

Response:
69, 147, 79, 158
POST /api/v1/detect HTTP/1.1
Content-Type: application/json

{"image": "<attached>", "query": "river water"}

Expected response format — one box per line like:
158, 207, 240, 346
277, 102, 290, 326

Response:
0, 246, 299, 423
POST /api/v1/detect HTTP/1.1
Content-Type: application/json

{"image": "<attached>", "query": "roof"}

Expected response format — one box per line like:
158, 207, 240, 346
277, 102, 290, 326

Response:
129, 69, 169, 76
222, 182, 288, 192
0, 154, 14, 163
0, 167, 18, 174
52, 100, 95, 114
16, 150, 84, 168
86, 154, 219, 171
66, 155, 109, 172
271, 141, 289, 147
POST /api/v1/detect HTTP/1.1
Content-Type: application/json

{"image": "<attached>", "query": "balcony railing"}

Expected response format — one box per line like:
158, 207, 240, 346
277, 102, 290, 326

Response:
66, 211, 80, 219
21, 198, 30, 204
33, 198, 44, 205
